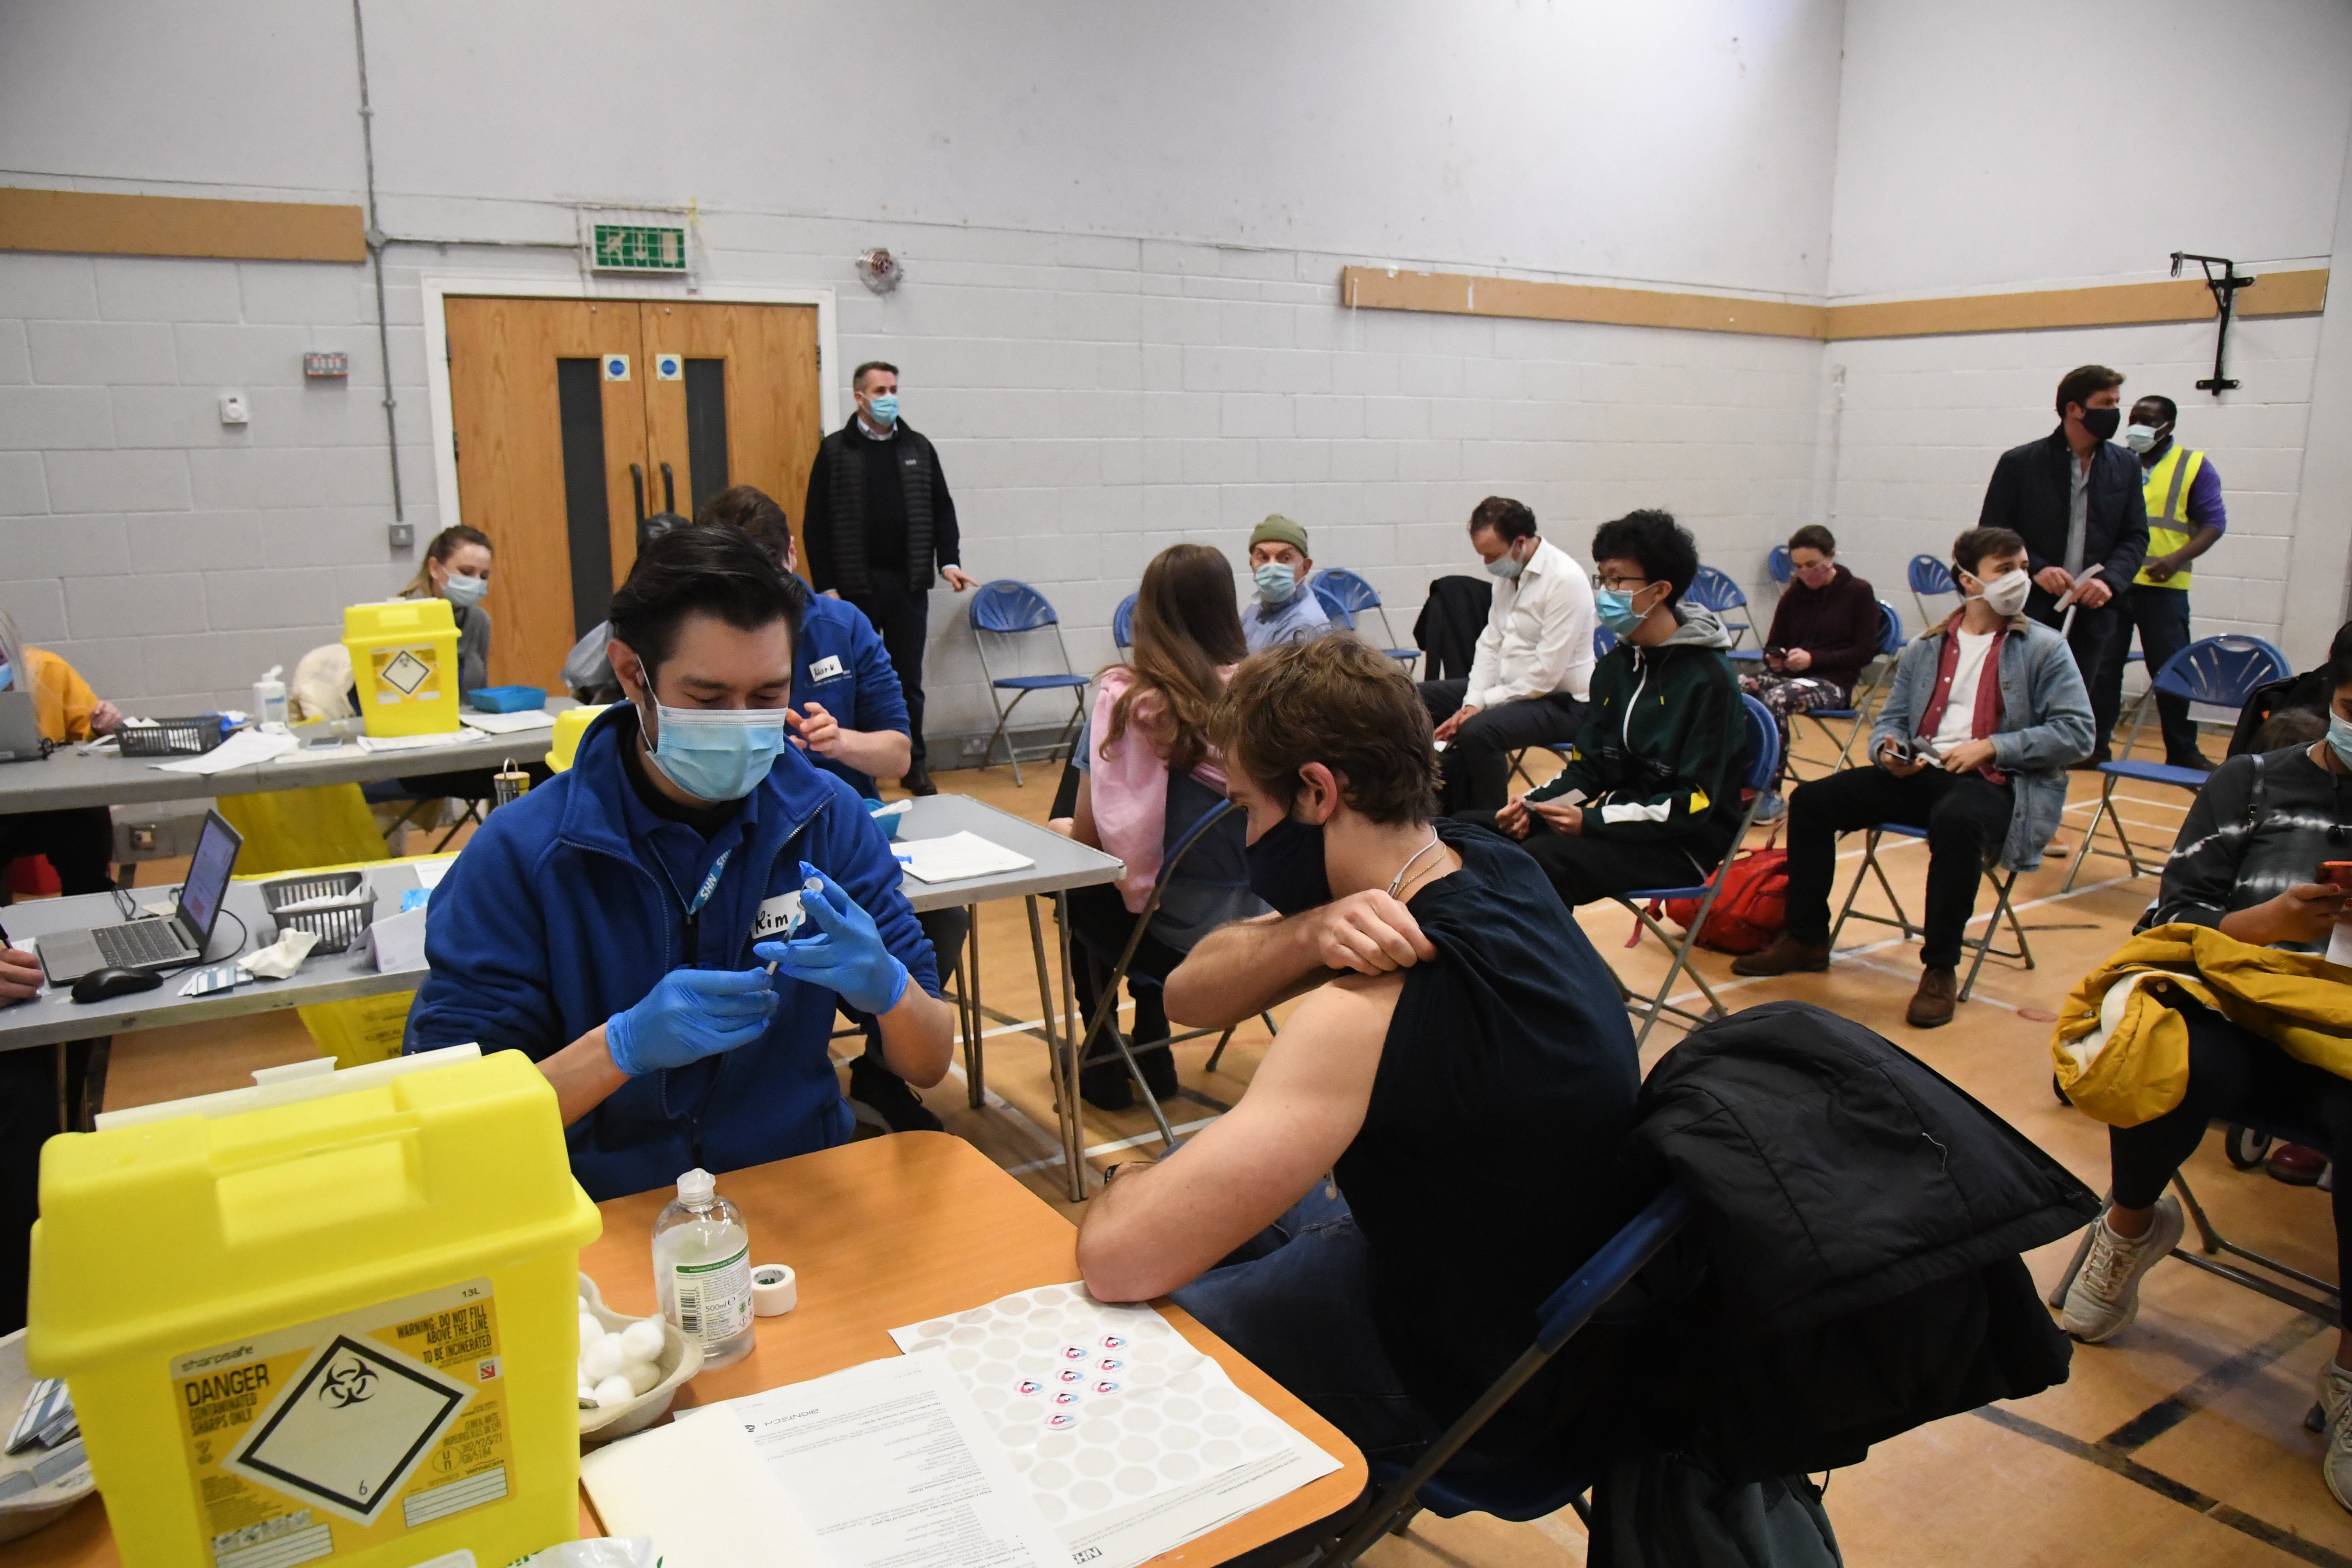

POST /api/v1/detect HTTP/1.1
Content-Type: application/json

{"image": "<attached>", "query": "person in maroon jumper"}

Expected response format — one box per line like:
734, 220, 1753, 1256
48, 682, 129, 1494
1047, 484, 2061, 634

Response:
1742, 525, 1882, 773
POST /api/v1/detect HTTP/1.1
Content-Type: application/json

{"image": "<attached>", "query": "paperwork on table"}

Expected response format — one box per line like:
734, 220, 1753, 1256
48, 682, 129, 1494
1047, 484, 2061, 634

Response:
460, 708, 559, 735
150, 727, 297, 774
896, 831, 1037, 884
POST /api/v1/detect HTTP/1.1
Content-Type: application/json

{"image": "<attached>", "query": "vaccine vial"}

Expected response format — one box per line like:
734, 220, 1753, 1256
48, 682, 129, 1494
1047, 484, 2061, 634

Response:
651, 1167, 756, 1368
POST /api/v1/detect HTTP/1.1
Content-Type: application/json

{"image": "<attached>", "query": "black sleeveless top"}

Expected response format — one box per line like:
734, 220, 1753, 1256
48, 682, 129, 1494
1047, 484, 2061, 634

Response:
1334, 819, 1641, 1452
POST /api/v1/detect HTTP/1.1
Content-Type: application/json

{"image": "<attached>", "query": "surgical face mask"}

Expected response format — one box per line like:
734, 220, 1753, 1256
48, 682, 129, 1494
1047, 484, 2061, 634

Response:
2123, 422, 2167, 455
2080, 406, 2121, 442
1485, 540, 1526, 581
1794, 561, 1835, 589
644, 702, 791, 802
865, 392, 899, 427
1971, 568, 2032, 619
2329, 710, 2352, 771
1245, 812, 1331, 916
442, 571, 489, 609
1253, 561, 1298, 604
1594, 582, 1652, 635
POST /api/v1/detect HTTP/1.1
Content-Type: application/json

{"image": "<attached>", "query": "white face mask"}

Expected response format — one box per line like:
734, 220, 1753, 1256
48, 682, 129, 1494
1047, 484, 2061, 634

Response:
1972, 569, 2032, 619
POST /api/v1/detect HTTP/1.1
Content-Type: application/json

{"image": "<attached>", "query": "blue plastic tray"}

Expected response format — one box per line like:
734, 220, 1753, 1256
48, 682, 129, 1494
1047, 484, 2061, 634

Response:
468, 685, 548, 713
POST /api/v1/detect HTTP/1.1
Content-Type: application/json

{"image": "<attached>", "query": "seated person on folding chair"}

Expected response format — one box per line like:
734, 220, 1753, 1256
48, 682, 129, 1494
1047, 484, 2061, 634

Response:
1418, 496, 1596, 814
1240, 513, 1331, 653
1740, 524, 1880, 764
406, 525, 955, 1202
1737, 527, 2093, 1028
0, 609, 122, 896
2060, 619, 2352, 1507
1077, 634, 1639, 1465
1065, 544, 1266, 1111
1471, 509, 1746, 906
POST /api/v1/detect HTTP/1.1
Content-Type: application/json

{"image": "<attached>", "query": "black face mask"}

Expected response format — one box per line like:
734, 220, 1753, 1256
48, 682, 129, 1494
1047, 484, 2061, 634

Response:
1245, 813, 1331, 916
2080, 406, 2121, 442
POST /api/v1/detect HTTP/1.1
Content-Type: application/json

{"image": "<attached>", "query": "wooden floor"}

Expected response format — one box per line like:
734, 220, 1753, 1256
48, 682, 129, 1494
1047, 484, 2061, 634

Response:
94, 721, 2352, 1567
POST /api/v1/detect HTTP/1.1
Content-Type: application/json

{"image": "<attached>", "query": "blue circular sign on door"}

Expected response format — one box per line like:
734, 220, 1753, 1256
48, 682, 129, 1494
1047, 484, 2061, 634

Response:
602, 355, 630, 381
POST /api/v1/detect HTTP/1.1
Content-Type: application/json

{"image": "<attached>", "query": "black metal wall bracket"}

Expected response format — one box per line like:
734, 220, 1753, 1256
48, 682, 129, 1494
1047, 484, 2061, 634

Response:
2171, 251, 2255, 393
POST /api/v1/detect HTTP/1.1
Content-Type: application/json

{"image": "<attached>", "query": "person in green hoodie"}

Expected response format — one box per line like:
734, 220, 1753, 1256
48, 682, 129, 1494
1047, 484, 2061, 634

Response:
1467, 509, 1749, 906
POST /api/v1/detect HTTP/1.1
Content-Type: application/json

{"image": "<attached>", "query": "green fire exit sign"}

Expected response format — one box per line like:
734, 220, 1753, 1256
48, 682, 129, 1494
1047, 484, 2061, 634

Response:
591, 223, 686, 272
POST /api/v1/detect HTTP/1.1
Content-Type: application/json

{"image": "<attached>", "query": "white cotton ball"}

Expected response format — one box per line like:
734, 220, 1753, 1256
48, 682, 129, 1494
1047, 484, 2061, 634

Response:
620, 1357, 662, 1396
580, 1333, 624, 1383
618, 1318, 666, 1362
593, 1375, 634, 1409
579, 1312, 604, 1349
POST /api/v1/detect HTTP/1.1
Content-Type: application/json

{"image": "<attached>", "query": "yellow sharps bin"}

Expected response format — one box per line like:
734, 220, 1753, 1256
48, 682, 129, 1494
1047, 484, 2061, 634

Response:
28, 1046, 602, 1568
345, 599, 463, 737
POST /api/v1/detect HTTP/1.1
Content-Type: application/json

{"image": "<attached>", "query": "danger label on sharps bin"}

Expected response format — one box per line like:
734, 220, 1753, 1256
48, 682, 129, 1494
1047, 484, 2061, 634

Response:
376, 648, 435, 699
174, 1280, 514, 1567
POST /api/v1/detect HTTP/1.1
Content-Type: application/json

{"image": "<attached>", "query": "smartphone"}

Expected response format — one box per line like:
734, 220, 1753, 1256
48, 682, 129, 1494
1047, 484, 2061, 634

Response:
1881, 738, 1914, 765
2319, 862, 2352, 890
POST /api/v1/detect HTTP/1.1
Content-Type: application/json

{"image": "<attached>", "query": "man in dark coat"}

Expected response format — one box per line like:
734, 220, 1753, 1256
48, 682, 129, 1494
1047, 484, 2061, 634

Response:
803, 361, 978, 795
1976, 363, 2149, 765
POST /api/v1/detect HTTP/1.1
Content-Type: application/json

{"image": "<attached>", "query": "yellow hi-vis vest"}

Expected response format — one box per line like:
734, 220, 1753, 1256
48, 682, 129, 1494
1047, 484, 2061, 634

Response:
2134, 444, 2208, 588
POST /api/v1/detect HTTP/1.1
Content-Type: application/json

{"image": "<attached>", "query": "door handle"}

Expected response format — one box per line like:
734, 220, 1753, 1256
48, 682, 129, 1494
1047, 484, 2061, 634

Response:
660, 462, 675, 515
630, 463, 645, 527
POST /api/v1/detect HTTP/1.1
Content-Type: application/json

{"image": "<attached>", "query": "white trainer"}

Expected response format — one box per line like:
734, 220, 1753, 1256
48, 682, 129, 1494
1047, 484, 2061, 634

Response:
2317, 1362, 2352, 1513
2059, 1195, 2185, 1343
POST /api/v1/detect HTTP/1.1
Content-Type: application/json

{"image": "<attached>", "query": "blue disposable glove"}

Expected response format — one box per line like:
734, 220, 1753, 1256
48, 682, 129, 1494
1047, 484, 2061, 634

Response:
755, 861, 910, 1017
606, 966, 779, 1075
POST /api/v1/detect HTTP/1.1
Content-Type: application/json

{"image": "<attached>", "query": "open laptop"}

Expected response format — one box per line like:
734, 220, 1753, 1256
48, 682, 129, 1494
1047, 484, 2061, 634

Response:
0, 691, 43, 763
39, 810, 243, 985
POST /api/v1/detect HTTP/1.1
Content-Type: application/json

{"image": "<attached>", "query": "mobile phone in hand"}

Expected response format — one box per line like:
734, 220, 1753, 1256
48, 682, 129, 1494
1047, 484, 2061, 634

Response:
2319, 861, 2352, 890
1881, 738, 1913, 765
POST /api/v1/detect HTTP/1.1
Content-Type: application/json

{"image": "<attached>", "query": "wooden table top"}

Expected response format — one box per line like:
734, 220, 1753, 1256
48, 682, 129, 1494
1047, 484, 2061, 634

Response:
3, 1133, 1364, 1568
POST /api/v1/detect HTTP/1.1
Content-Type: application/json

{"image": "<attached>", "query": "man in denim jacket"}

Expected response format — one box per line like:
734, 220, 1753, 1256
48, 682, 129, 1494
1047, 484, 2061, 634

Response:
1735, 527, 2093, 1026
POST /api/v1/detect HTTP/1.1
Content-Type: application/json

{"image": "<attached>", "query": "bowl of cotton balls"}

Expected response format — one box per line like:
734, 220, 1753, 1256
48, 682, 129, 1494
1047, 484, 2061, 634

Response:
576, 1272, 703, 1444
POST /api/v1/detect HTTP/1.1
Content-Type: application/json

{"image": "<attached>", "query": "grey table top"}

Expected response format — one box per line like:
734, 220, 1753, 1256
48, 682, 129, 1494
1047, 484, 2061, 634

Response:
0, 701, 580, 816
0, 790, 1119, 1053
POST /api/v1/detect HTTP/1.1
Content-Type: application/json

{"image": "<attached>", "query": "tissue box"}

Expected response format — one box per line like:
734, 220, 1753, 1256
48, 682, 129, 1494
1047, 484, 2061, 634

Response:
370, 905, 429, 972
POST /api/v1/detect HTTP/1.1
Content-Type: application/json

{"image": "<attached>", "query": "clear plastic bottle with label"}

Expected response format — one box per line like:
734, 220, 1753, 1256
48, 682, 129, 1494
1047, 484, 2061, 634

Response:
651, 1167, 756, 1369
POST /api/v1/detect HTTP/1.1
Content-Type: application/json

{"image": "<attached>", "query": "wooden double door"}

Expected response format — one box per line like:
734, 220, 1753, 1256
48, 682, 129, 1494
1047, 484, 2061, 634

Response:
445, 297, 824, 690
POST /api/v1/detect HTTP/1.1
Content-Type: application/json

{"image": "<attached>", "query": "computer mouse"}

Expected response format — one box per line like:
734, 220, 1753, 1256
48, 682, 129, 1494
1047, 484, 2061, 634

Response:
71, 966, 162, 1004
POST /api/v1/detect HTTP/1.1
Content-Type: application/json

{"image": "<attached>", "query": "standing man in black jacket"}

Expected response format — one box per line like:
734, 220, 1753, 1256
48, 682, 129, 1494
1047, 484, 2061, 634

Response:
1976, 363, 2149, 765
804, 361, 978, 795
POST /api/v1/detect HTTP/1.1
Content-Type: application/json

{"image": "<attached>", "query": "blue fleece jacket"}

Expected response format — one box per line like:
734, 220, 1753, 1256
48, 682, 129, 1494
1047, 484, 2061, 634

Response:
795, 592, 909, 798
404, 703, 939, 1201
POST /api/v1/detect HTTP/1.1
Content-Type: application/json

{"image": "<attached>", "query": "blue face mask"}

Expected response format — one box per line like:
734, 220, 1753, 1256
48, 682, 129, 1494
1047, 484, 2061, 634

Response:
1485, 543, 1525, 581
866, 392, 899, 427
1253, 562, 1298, 604
2330, 710, 2352, 771
443, 572, 488, 609
1593, 584, 1649, 635
645, 703, 791, 802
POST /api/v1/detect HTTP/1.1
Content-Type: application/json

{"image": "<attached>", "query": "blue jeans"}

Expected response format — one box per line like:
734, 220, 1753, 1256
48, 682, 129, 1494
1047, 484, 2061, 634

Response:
1169, 1184, 1443, 1466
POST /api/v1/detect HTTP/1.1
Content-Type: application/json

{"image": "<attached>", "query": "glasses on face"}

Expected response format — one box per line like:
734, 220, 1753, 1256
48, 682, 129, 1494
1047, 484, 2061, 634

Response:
1596, 574, 1650, 593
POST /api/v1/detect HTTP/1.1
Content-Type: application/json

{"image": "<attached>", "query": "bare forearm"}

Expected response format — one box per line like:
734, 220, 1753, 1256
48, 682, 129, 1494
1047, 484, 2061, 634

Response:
2176, 524, 2224, 564
1162, 916, 1322, 1028
1079, 1162, 1233, 1301
877, 987, 954, 1086
823, 728, 912, 782
539, 1024, 629, 1126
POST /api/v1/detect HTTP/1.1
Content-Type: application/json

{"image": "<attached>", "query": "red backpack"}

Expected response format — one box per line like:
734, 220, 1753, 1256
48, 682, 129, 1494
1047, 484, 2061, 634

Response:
1641, 839, 1788, 955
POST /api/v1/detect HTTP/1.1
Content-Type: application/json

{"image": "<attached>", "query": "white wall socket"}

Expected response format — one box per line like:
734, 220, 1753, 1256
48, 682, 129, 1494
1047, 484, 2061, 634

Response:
218, 392, 249, 426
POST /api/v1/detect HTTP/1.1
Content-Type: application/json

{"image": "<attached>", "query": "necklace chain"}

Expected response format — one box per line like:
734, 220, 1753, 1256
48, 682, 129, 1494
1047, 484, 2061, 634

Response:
1387, 830, 1443, 898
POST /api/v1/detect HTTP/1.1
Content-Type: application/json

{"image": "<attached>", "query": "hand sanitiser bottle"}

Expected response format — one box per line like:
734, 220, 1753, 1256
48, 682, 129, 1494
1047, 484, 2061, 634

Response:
652, 1167, 757, 1368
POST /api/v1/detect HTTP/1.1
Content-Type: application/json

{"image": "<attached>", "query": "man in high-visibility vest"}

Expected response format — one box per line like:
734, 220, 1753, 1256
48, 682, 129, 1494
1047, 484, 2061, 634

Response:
2119, 395, 2227, 770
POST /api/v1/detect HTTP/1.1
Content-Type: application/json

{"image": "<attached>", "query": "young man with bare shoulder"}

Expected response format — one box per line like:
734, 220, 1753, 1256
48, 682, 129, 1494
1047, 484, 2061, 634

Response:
1076, 635, 1640, 1464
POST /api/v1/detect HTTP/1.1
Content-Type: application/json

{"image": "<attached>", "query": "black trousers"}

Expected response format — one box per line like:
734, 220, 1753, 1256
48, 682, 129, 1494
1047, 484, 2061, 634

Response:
2110, 997, 2352, 1292
1785, 765, 2012, 968
2029, 588, 2124, 761
0, 805, 114, 895
844, 568, 930, 774
2117, 585, 2202, 763
1418, 680, 1589, 814
1063, 880, 1181, 1061
1455, 809, 1732, 907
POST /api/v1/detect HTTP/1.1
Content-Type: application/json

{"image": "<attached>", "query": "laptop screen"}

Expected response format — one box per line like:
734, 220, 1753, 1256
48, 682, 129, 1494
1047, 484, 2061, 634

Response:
176, 812, 242, 950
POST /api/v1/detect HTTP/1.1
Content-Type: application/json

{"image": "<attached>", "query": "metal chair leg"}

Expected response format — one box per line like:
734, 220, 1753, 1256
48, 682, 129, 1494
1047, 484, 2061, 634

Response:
963, 906, 985, 1110
1205, 1026, 1236, 1075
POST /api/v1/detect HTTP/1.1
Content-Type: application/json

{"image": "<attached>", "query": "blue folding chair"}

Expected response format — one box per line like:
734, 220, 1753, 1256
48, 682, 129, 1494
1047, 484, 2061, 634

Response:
1907, 555, 1958, 636
969, 580, 1091, 785
2063, 635, 2290, 891
1827, 820, 2037, 1005
1685, 566, 1752, 651
1612, 694, 1778, 1048
1784, 600, 1904, 781
1318, 1186, 1693, 1562
1112, 592, 1137, 652
1766, 543, 1793, 588
1309, 569, 1417, 668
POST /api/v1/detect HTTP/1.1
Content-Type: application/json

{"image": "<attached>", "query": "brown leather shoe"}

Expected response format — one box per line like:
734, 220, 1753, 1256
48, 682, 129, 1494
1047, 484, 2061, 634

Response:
1730, 932, 1831, 977
1907, 966, 1958, 1028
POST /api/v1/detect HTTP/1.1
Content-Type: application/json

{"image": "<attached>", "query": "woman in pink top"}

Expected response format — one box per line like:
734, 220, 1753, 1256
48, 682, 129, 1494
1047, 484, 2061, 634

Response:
1067, 544, 1263, 1110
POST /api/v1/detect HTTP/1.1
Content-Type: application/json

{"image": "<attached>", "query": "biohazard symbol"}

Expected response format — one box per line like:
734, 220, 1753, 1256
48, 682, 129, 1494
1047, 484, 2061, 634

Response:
317, 1353, 379, 1409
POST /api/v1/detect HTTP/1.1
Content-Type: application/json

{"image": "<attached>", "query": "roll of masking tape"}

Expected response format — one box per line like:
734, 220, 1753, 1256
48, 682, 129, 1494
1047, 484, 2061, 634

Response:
751, 1263, 797, 1316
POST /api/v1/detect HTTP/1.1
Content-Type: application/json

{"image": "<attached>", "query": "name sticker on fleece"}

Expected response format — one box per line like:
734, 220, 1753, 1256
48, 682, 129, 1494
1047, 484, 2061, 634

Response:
806, 654, 846, 683
752, 891, 806, 942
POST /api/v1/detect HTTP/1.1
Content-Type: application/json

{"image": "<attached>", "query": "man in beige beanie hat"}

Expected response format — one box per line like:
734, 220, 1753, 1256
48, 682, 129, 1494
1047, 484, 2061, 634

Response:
1242, 514, 1331, 653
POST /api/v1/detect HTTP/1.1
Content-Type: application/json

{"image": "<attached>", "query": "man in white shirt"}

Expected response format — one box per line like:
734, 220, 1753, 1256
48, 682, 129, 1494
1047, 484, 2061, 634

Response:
1240, 514, 1333, 653
1736, 527, 2093, 1028
1418, 497, 1596, 813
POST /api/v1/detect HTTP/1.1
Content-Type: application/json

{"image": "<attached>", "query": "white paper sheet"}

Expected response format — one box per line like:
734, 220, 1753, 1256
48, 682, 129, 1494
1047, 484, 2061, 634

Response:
892, 1284, 1339, 1568
580, 1402, 823, 1568
2328, 921, 2352, 969
411, 856, 459, 891
727, 1351, 1069, 1568
459, 708, 558, 735
150, 728, 297, 774
356, 731, 471, 754
898, 831, 1036, 884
